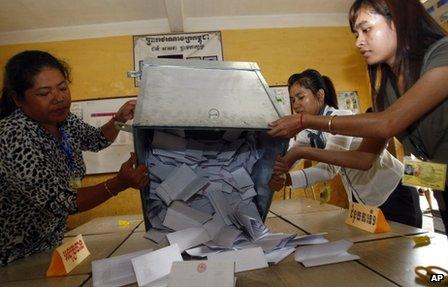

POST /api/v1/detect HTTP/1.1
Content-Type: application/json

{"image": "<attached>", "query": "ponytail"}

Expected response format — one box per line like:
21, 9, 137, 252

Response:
322, 76, 338, 109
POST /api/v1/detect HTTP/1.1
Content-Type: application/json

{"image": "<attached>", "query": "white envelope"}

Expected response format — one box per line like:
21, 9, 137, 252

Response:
168, 260, 235, 287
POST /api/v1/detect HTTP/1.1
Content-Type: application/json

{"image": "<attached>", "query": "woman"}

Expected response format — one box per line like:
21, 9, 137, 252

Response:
0, 50, 149, 265
269, 69, 421, 227
268, 0, 448, 233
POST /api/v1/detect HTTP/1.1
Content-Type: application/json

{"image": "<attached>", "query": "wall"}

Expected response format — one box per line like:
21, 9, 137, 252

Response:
0, 26, 370, 228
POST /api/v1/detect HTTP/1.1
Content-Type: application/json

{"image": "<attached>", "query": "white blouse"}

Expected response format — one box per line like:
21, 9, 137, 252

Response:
289, 105, 404, 207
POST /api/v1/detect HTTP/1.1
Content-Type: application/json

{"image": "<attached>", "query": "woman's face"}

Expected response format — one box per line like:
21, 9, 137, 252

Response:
17, 67, 71, 126
353, 7, 398, 67
289, 82, 324, 116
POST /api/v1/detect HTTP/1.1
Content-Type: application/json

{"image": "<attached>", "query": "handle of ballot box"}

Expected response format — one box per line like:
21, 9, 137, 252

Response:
114, 121, 133, 133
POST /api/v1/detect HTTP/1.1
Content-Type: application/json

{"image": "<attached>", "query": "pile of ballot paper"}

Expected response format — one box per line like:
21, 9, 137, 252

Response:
143, 130, 315, 253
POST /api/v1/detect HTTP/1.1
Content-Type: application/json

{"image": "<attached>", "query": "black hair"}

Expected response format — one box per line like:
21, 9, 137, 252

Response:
349, 0, 446, 110
287, 69, 339, 109
0, 50, 71, 119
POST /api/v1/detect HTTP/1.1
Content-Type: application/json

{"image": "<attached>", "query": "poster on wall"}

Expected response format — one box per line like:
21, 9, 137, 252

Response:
270, 86, 292, 116
337, 91, 360, 114
70, 97, 137, 175
133, 31, 223, 86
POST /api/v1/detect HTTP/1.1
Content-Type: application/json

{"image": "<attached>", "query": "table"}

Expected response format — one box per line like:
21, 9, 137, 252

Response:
351, 232, 448, 286
65, 214, 143, 236
269, 198, 342, 216
2, 198, 446, 287
282, 209, 427, 242
0, 233, 127, 283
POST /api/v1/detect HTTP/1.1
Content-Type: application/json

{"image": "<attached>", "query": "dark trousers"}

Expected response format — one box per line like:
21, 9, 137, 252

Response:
380, 182, 422, 228
353, 182, 422, 228
433, 186, 448, 235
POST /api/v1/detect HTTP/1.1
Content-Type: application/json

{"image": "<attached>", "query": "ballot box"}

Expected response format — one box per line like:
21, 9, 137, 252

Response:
123, 58, 288, 242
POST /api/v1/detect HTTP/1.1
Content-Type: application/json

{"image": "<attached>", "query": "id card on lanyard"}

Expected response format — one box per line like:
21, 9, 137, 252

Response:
60, 127, 82, 189
402, 156, 446, 190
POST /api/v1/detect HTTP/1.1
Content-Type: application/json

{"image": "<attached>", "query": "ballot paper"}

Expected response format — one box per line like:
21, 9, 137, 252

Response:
288, 233, 329, 246
184, 246, 221, 258
144, 229, 168, 244
163, 201, 212, 231
294, 239, 360, 267
156, 164, 208, 205
92, 249, 152, 287
131, 244, 183, 287
265, 247, 295, 265
168, 260, 235, 287
207, 247, 268, 273
166, 227, 211, 252
233, 213, 269, 240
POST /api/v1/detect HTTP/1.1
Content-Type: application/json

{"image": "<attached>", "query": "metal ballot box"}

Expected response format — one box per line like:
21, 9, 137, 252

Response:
125, 58, 288, 231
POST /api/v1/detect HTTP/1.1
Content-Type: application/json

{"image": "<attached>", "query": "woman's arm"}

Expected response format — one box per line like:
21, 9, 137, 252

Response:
275, 137, 387, 173
76, 153, 148, 211
101, 100, 136, 142
269, 66, 448, 139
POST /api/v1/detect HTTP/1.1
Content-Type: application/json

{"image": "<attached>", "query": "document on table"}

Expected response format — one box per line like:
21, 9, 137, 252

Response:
131, 244, 183, 287
207, 247, 268, 273
92, 249, 153, 287
294, 239, 360, 267
168, 260, 235, 287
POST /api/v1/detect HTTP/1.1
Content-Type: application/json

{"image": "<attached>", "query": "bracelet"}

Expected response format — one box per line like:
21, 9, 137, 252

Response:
104, 180, 116, 197
328, 115, 337, 134
298, 113, 304, 130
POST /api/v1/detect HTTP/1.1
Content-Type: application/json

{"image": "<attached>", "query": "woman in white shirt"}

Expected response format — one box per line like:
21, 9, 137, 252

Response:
270, 69, 421, 227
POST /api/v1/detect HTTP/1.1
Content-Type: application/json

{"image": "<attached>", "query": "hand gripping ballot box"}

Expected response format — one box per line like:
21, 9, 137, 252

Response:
124, 58, 288, 236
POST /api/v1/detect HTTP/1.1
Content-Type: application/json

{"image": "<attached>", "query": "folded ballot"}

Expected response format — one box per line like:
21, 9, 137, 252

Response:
294, 239, 360, 267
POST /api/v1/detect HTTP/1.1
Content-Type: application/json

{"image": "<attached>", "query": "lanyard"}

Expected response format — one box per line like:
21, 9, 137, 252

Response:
59, 127, 75, 172
307, 109, 333, 149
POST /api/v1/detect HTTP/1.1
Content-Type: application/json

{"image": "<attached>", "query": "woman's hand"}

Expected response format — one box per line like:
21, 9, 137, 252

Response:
273, 147, 302, 174
269, 174, 285, 192
114, 100, 136, 123
273, 155, 291, 174
115, 152, 149, 190
268, 114, 303, 138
